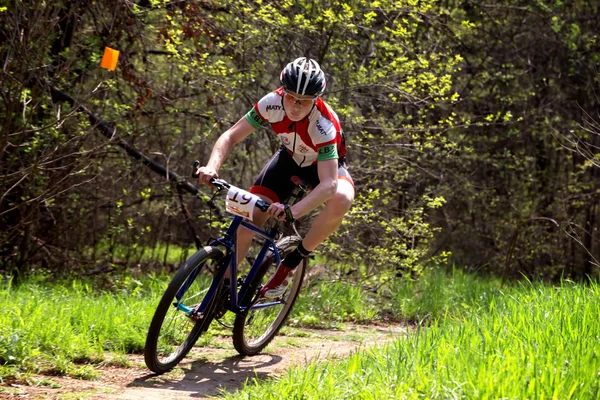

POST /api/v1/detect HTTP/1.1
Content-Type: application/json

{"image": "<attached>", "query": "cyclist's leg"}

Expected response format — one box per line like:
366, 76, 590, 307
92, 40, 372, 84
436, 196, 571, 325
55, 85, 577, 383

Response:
260, 164, 354, 296
233, 148, 296, 271
301, 176, 355, 251
234, 203, 269, 268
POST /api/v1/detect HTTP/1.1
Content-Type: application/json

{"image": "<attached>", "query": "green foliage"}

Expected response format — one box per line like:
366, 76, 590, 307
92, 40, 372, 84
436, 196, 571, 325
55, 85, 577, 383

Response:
2, 0, 599, 282
327, 189, 448, 277
3, 0, 463, 278
427, 1, 600, 278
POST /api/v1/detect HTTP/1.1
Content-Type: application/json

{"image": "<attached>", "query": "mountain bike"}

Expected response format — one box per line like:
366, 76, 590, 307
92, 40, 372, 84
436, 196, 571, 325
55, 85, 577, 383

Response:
144, 164, 308, 374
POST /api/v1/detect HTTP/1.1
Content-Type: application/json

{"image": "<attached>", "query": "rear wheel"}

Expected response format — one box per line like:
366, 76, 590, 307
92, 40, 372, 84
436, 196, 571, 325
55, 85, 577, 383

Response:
232, 236, 306, 355
144, 246, 225, 374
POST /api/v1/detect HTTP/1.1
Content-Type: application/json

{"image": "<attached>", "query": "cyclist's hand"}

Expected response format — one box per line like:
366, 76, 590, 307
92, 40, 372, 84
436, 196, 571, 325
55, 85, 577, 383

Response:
267, 203, 295, 222
267, 202, 287, 221
196, 166, 218, 186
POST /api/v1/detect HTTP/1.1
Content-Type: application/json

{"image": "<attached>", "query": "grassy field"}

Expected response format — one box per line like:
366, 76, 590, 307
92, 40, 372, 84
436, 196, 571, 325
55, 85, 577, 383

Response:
1, 267, 598, 399
0, 275, 164, 379
224, 276, 600, 399
0, 265, 478, 380
0, 267, 395, 380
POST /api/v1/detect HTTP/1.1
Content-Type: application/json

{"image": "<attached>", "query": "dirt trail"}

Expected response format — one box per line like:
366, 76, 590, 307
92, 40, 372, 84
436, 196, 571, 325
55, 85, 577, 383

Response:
1, 324, 408, 399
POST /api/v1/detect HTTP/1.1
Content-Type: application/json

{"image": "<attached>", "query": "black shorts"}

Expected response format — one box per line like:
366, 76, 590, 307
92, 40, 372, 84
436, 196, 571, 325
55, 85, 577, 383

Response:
250, 147, 353, 203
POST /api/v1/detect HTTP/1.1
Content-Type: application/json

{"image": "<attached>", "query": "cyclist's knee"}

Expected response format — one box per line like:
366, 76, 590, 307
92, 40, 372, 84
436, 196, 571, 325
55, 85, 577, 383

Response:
337, 180, 355, 209
336, 192, 353, 214
328, 185, 354, 216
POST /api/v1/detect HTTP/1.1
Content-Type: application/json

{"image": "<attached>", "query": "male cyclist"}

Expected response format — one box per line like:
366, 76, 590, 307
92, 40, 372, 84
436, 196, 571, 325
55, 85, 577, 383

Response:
196, 57, 354, 298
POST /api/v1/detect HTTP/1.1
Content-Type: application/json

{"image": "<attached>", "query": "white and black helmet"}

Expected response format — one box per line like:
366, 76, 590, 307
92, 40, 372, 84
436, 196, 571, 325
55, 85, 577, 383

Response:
280, 57, 327, 96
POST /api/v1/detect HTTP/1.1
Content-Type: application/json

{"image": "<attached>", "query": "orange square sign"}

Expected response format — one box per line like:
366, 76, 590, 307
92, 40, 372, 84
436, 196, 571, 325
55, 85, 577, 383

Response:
100, 47, 120, 71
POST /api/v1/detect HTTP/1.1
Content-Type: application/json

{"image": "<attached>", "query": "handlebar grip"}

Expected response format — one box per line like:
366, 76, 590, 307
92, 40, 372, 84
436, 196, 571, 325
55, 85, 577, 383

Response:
192, 161, 227, 189
253, 200, 294, 222
256, 199, 270, 212
275, 204, 295, 223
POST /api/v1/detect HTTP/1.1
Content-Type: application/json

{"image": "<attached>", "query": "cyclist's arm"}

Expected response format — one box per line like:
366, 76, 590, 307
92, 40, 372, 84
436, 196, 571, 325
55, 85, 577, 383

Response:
290, 159, 338, 219
206, 117, 256, 171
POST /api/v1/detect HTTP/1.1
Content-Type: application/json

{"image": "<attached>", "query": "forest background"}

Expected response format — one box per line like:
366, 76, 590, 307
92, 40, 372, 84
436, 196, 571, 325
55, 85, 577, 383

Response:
1, 0, 599, 282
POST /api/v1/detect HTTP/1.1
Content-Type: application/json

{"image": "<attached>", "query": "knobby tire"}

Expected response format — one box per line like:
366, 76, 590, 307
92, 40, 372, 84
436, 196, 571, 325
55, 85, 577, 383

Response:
144, 246, 225, 374
232, 236, 306, 355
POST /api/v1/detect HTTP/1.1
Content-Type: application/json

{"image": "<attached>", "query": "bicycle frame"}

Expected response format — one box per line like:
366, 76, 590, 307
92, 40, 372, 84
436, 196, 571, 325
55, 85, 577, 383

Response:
179, 214, 284, 317
144, 170, 309, 372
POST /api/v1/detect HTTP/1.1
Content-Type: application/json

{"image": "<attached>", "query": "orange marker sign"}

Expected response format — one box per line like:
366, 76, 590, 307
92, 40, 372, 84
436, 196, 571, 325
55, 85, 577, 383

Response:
100, 47, 120, 71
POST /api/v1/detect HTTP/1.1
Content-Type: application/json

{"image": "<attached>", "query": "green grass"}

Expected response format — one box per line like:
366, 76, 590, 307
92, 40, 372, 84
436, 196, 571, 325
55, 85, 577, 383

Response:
0, 275, 168, 378
290, 266, 503, 328
89, 239, 196, 266
223, 276, 600, 399
4, 265, 598, 399
386, 266, 505, 322
291, 280, 379, 328
0, 268, 383, 380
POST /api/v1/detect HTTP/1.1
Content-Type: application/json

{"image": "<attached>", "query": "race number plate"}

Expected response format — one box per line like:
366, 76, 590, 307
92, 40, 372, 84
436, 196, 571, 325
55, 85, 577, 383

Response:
225, 186, 260, 221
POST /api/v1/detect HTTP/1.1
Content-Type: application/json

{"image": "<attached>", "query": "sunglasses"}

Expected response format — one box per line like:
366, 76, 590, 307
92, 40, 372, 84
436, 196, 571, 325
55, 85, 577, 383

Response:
283, 89, 318, 106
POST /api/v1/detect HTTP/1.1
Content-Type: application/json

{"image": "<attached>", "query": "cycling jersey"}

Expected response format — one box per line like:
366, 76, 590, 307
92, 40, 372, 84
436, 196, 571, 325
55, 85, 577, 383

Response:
250, 147, 353, 204
245, 87, 347, 167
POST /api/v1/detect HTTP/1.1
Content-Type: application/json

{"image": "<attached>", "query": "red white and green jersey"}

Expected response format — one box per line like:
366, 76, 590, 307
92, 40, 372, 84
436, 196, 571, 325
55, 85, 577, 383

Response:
244, 87, 347, 167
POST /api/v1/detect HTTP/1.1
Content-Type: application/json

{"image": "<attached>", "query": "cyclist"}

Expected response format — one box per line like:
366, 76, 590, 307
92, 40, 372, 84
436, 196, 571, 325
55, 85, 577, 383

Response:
196, 57, 354, 298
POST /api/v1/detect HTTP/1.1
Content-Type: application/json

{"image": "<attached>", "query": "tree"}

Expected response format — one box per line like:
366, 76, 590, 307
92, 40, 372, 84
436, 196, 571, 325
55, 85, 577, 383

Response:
1, 0, 460, 278
426, 0, 600, 279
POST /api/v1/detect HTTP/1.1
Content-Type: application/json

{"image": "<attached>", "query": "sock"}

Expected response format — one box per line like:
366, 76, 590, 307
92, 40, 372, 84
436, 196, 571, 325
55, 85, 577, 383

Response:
281, 242, 311, 269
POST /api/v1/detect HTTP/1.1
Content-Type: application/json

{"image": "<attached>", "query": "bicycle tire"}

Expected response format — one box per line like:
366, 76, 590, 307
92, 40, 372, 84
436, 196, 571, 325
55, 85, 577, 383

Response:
144, 246, 225, 374
232, 236, 306, 355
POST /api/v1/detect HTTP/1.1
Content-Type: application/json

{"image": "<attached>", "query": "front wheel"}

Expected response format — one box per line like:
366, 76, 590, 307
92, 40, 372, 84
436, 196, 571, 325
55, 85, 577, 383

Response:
144, 246, 225, 374
232, 236, 306, 355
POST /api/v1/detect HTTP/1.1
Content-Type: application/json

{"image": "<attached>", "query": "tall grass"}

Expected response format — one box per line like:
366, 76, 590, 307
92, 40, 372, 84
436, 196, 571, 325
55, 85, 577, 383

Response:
291, 267, 504, 328
5, 265, 597, 399
387, 266, 504, 322
0, 275, 167, 378
291, 280, 379, 327
90, 240, 195, 266
225, 277, 600, 399
0, 271, 382, 379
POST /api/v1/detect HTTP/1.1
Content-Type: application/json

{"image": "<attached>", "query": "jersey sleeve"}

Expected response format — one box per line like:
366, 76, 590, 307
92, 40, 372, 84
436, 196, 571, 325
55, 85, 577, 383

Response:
317, 142, 339, 161
244, 91, 284, 129
245, 105, 268, 129
312, 104, 341, 162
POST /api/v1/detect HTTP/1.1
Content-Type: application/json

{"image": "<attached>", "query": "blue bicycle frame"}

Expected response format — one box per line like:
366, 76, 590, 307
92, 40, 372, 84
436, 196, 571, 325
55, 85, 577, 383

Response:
177, 214, 284, 317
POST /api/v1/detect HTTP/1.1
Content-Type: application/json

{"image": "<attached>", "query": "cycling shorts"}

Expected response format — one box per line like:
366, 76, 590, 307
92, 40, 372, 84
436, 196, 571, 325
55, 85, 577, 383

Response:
249, 147, 353, 204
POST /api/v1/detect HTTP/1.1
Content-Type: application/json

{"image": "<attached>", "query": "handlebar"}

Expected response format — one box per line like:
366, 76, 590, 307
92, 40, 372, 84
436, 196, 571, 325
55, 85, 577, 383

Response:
192, 160, 272, 214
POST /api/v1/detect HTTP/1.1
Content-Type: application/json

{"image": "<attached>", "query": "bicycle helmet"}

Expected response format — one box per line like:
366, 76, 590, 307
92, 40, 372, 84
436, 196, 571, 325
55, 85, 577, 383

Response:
280, 57, 327, 96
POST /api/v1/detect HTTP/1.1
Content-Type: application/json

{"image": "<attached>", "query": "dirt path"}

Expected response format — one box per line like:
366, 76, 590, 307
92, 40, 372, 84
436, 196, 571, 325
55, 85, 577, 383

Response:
1, 324, 408, 399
